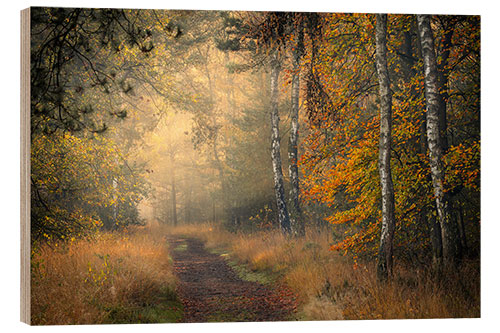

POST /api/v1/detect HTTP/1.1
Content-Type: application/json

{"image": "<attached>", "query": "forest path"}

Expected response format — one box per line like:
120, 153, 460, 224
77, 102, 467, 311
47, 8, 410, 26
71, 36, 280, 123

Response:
167, 237, 297, 322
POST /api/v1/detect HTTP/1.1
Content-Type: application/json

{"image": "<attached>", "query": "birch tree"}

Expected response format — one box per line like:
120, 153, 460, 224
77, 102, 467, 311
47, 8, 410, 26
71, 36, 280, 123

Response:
288, 18, 305, 236
417, 14, 461, 268
270, 53, 292, 234
375, 14, 396, 280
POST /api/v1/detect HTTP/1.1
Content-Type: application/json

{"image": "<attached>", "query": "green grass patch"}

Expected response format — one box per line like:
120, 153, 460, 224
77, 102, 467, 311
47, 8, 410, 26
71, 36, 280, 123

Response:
207, 246, 226, 256
207, 245, 277, 285
104, 286, 183, 324
223, 256, 275, 285
173, 243, 188, 252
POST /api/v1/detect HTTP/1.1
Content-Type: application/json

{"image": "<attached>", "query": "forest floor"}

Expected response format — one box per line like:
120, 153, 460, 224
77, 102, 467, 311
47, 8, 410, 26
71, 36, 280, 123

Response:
168, 236, 298, 322
166, 224, 480, 320
30, 225, 479, 324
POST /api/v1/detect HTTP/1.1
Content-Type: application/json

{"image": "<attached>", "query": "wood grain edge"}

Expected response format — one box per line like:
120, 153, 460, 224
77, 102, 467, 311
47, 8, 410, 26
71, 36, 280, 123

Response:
20, 7, 31, 325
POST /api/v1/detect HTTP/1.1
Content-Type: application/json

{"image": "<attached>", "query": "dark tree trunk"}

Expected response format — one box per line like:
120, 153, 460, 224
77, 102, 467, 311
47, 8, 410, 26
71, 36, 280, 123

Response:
417, 14, 462, 268
171, 176, 177, 227
212, 141, 228, 221
185, 185, 192, 224
270, 53, 291, 234
429, 211, 443, 266
456, 204, 468, 256
288, 20, 304, 237
375, 14, 397, 281
212, 198, 216, 223
169, 152, 178, 227
401, 29, 415, 76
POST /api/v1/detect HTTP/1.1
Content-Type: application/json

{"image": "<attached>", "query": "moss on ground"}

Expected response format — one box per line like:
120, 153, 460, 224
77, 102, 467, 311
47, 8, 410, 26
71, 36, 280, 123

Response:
173, 242, 188, 252
225, 257, 275, 285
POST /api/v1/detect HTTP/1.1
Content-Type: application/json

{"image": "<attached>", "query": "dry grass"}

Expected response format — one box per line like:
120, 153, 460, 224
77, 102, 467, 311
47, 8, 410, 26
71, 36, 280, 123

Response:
167, 223, 480, 320
31, 225, 178, 325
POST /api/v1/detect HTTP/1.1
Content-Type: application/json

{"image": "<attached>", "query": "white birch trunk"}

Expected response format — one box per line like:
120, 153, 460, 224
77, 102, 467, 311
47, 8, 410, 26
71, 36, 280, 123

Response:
288, 22, 304, 236
417, 14, 461, 267
270, 53, 291, 234
375, 14, 396, 280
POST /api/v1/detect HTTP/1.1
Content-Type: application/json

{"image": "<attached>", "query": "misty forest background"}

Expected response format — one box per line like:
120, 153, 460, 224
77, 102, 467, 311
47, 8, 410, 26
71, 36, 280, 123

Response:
29, 8, 479, 324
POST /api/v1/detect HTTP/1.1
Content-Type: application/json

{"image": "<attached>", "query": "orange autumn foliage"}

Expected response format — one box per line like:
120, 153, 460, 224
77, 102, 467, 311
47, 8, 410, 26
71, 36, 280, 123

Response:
299, 14, 480, 259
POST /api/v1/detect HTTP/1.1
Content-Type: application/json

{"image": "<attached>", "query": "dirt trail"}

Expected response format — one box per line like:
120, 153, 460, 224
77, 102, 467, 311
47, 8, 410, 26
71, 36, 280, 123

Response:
168, 237, 297, 322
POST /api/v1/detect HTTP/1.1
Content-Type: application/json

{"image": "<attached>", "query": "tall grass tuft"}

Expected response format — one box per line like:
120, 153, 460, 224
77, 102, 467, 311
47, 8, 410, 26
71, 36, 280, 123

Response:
31, 225, 178, 325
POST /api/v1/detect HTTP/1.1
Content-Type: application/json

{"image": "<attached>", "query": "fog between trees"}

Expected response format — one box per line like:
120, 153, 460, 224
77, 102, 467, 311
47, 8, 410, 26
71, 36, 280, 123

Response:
31, 8, 480, 278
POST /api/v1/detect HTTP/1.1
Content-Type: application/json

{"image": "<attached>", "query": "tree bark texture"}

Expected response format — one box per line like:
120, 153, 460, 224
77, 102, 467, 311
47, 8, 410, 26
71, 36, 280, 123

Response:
375, 14, 396, 281
270, 54, 291, 234
288, 22, 304, 237
420, 110, 444, 266
417, 14, 461, 268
